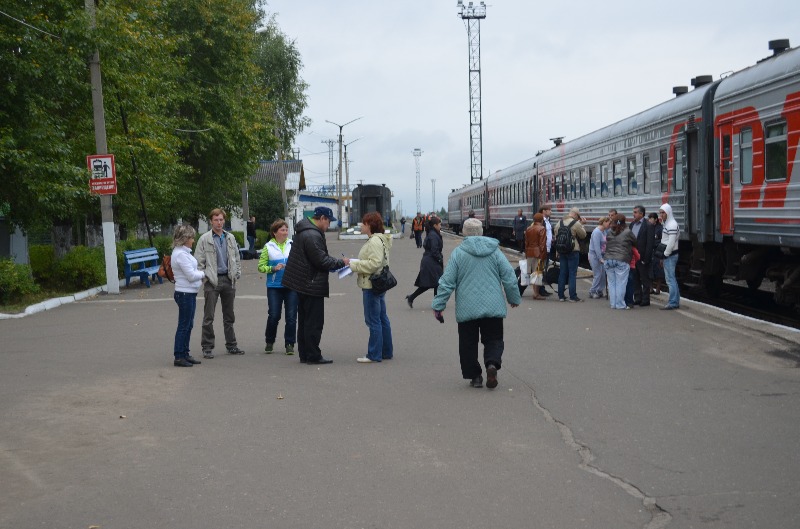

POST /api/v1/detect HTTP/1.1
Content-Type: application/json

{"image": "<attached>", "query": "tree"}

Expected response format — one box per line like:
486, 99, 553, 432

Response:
248, 180, 284, 229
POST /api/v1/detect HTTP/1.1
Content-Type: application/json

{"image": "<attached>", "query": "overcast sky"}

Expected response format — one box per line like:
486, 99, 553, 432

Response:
263, 0, 798, 218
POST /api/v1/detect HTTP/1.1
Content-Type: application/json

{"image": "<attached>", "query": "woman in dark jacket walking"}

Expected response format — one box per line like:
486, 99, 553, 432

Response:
406, 216, 444, 308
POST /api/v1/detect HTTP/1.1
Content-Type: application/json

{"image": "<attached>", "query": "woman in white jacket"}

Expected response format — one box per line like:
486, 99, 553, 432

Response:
658, 203, 681, 310
171, 224, 205, 367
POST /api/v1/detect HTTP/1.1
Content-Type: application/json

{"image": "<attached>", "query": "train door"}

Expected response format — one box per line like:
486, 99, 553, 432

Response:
686, 128, 698, 234
718, 123, 734, 234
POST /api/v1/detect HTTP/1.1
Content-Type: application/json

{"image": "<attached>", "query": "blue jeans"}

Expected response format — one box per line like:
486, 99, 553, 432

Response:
174, 291, 197, 358
604, 259, 630, 309
663, 253, 680, 308
362, 289, 394, 361
266, 287, 298, 345
558, 251, 580, 300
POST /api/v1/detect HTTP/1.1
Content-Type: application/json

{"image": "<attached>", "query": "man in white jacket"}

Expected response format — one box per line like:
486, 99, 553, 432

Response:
195, 208, 244, 357
658, 203, 681, 310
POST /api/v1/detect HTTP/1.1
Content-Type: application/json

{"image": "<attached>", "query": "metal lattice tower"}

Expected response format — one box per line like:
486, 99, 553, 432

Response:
413, 148, 423, 213
457, 0, 487, 184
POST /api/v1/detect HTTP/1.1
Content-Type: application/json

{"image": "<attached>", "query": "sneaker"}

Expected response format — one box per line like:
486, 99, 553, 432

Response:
356, 357, 375, 363
285, 343, 294, 355
568, 297, 583, 302
264, 343, 274, 354
486, 365, 498, 389
469, 376, 483, 388
589, 293, 600, 299
202, 350, 214, 359
558, 297, 566, 302
227, 347, 245, 355
174, 358, 193, 367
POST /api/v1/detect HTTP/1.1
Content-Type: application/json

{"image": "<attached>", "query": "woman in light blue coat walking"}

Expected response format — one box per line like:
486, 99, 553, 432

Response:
432, 218, 520, 389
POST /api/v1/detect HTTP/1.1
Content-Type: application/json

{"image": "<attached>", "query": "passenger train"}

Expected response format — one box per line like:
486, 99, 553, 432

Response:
447, 40, 800, 308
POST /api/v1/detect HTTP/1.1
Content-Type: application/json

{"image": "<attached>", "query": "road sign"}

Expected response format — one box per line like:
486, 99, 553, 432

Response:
86, 154, 117, 195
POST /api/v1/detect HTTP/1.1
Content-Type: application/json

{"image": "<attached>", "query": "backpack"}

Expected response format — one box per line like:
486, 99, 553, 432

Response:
158, 255, 175, 283
554, 219, 578, 255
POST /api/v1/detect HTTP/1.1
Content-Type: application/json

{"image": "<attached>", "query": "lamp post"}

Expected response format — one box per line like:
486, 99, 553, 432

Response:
326, 117, 362, 226
344, 137, 361, 226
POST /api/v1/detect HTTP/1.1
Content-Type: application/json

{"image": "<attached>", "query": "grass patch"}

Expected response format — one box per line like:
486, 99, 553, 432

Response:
0, 289, 73, 315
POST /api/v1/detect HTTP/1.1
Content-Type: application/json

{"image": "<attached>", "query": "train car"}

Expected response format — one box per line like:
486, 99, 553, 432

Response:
351, 184, 392, 227
709, 40, 800, 304
485, 157, 537, 241
447, 39, 800, 307
446, 178, 488, 234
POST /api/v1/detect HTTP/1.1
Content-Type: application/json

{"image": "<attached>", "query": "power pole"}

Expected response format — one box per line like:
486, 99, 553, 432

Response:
321, 139, 336, 189
431, 178, 436, 213
326, 117, 362, 227
344, 138, 360, 227
85, 0, 119, 294
456, 0, 487, 184
412, 148, 423, 213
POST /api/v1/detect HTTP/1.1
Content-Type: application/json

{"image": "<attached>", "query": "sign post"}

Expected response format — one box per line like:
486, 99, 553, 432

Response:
87, 154, 118, 195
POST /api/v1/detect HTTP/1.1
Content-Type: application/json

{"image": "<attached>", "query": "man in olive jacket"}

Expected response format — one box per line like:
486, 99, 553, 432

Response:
282, 207, 349, 365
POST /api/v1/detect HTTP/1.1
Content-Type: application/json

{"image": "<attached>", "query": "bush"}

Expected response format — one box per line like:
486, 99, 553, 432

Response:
256, 229, 269, 249
57, 246, 106, 291
230, 230, 244, 249
29, 244, 57, 288
0, 258, 40, 304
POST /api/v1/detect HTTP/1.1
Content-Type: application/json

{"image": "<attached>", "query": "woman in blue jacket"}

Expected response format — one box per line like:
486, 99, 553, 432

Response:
257, 219, 298, 354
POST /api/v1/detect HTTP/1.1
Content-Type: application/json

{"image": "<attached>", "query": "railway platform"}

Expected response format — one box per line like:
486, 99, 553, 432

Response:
2, 231, 799, 529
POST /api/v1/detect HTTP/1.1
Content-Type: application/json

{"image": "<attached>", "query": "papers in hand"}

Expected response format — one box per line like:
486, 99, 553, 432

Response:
336, 258, 358, 279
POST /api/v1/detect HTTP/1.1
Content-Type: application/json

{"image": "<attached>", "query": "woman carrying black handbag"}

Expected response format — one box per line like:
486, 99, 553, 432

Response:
348, 212, 394, 364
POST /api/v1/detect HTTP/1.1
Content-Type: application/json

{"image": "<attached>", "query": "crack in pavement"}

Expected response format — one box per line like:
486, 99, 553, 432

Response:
516, 375, 673, 529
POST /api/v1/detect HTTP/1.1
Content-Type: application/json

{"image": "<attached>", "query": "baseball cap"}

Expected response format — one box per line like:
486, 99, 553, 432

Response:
313, 206, 337, 221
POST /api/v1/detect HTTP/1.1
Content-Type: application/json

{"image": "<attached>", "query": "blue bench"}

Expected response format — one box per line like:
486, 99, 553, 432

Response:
123, 247, 163, 287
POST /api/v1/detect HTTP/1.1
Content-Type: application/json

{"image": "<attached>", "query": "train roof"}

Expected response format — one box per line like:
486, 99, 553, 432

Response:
714, 45, 800, 101
537, 82, 712, 165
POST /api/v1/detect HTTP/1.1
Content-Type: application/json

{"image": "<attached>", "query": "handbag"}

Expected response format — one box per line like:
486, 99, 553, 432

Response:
654, 243, 667, 260
531, 259, 545, 286
370, 239, 397, 294
518, 259, 530, 286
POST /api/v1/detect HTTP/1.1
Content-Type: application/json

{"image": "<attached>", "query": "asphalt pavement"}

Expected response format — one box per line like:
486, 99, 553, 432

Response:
2, 231, 799, 529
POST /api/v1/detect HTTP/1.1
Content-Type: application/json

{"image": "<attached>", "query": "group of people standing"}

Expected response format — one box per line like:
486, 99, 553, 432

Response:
521, 203, 681, 311
582, 204, 680, 310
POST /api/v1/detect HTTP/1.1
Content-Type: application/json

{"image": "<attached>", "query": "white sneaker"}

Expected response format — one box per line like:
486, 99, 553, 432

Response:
356, 357, 373, 363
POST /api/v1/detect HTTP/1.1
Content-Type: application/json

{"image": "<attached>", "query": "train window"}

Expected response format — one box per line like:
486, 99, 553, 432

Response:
589, 167, 596, 197
627, 157, 637, 194
643, 154, 650, 194
659, 150, 668, 192
600, 164, 609, 197
613, 161, 623, 196
740, 129, 753, 184
765, 121, 788, 181
674, 145, 684, 191
579, 169, 586, 199
721, 135, 731, 185
555, 175, 561, 200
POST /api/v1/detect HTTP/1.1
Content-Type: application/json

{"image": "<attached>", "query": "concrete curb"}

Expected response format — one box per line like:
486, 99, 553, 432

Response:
0, 280, 126, 320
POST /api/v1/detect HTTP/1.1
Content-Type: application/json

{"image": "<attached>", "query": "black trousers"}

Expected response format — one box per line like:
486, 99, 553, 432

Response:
633, 261, 652, 304
457, 317, 504, 380
414, 230, 423, 247
297, 293, 325, 362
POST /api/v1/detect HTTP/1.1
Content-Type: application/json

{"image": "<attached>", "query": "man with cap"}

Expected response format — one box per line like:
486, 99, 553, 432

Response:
281, 206, 350, 364
554, 207, 587, 302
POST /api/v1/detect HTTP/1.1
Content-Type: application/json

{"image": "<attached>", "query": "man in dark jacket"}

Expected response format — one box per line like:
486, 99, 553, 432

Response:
630, 205, 655, 306
282, 206, 349, 364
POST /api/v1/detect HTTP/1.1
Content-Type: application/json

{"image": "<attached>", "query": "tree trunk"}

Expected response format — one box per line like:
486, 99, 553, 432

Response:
51, 220, 73, 259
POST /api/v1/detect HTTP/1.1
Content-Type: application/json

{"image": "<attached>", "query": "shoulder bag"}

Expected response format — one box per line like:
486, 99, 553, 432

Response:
370, 239, 397, 294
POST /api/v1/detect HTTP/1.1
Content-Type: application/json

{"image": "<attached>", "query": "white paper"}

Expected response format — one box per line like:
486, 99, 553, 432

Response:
337, 259, 358, 279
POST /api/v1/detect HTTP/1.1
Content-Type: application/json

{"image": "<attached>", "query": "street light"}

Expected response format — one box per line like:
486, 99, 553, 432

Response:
344, 137, 361, 225
326, 117, 363, 226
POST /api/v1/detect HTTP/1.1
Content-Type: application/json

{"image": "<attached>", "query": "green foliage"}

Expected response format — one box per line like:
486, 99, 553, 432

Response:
1, 0, 308, 244
0, 259, 40, 304
29, 244, 57, 287
249, 180, 285, 228
56, 245, 105, 291
255, 228, 268, 249
230, 231, 245, 249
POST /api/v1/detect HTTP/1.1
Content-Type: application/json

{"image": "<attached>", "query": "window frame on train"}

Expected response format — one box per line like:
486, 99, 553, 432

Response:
659, 149, 668, 192
643, 153, 651, 194
740, 128, 753, 185
627, 156, 637, 195
765, 120, 788, 181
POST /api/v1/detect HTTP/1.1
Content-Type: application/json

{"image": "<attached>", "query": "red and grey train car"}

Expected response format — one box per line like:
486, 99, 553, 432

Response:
447, 40, 800, 307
